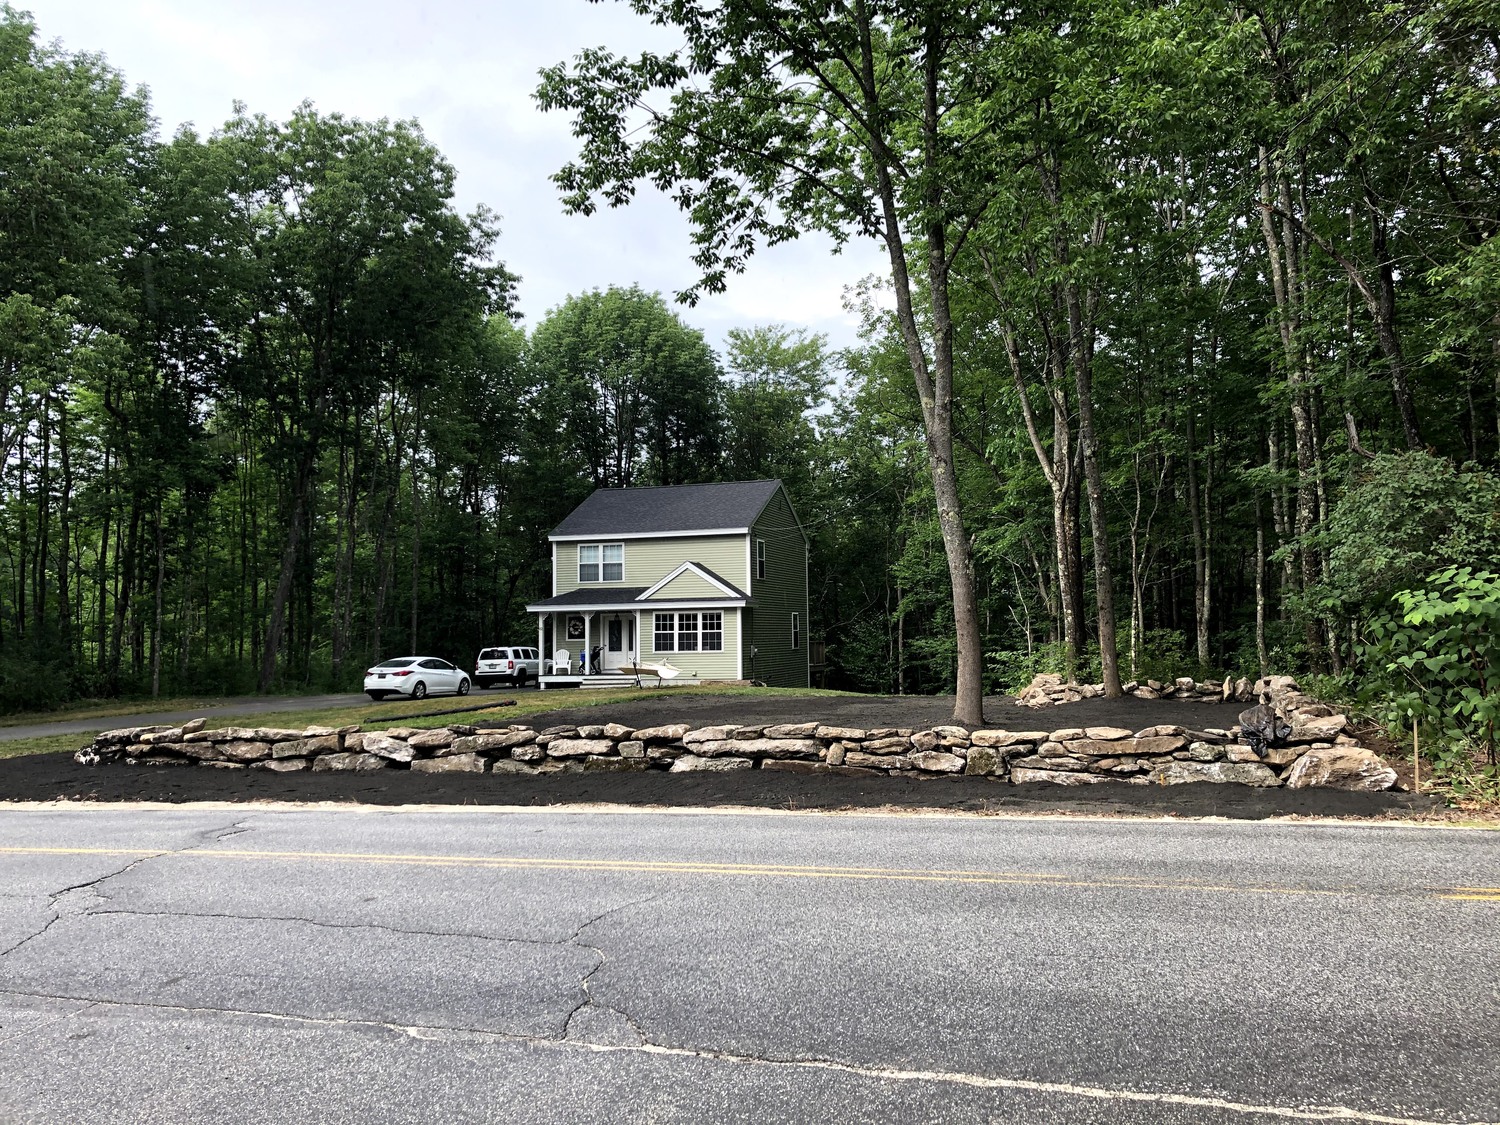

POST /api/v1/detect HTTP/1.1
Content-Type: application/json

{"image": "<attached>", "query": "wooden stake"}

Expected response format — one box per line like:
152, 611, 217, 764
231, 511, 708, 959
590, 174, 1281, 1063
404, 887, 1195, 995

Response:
1412, 718, 1420, 793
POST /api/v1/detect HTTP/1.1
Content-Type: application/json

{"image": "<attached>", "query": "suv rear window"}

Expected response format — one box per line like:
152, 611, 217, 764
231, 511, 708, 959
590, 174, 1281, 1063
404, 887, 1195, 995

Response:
479, 649, 502, 661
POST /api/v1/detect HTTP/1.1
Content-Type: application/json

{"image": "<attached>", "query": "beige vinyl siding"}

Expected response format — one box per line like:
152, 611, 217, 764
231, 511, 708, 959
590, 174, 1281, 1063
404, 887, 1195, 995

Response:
554, 535, 749, 596
643, 607, 741, 680
747, 487, 809, 688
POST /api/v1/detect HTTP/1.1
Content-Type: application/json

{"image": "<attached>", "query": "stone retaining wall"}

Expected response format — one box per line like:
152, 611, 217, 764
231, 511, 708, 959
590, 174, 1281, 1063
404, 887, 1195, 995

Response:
74, 693, 1398, 794
1017, 672, 1295, 707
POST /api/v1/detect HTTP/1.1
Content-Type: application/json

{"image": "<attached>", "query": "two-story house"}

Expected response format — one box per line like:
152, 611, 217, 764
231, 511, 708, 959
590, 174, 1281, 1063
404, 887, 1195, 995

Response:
526, 480, 809, 688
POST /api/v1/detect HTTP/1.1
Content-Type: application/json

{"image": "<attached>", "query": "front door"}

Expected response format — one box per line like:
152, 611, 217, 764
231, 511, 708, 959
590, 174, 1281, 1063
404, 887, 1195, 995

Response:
603, 615, 633, 671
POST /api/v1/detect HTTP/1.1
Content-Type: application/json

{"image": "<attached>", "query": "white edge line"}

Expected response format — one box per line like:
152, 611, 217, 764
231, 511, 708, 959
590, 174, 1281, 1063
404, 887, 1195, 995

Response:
0, 799, 1492, 831
0, 990, 1473, 1125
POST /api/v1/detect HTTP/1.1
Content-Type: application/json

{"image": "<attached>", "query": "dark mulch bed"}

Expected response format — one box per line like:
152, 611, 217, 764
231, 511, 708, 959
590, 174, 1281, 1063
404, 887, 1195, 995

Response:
0, 692, 1438, 819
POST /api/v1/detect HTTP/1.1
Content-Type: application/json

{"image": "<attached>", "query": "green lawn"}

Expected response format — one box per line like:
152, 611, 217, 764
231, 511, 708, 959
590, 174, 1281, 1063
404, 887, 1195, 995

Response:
0, 685, 856, 760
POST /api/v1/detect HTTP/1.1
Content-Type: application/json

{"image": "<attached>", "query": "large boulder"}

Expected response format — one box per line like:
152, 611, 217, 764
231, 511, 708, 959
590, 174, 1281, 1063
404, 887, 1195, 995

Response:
411, 753, 486, 774
668, 754, 753, 772
1283, 747, 1397, 791
1148, 761, 1279, 787
691, 738, 823, 760
909, 750, 965, 773
220, 740, 272, 763
1291, 714, 1349, 742
274, 734, 340, 759
362, 734, 415, 763
970, 730, 1049, 748
312, 752, 389, 772
1011, 767, 1109, 786
545, 738, 614, 758
633, 724, 691, 742
683, 726, 738, 745
964, 747, 1005, 776
451, 730, 536, 755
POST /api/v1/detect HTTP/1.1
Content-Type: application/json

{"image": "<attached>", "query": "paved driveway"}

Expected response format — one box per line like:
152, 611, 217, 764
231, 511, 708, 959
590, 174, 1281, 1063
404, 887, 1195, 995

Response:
0, 694, 372, 742
0, 806, 1495, 1122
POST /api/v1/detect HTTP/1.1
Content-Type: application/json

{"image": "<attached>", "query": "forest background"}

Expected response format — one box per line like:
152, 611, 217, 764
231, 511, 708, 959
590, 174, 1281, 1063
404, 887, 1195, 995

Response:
2, 3, 1497, 762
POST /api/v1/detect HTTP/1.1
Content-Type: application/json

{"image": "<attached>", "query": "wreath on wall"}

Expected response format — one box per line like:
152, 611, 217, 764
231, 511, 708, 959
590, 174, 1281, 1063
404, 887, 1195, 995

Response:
566, 616, 585, 641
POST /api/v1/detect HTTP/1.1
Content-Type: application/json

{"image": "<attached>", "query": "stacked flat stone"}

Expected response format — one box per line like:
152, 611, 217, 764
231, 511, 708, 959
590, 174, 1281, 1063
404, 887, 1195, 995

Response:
1016, 671, 1264, 707
74, 696, 1397, 792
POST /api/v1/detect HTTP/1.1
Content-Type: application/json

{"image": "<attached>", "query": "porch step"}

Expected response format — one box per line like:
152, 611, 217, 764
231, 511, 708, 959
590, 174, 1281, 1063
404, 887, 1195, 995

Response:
539, 673, 692, 690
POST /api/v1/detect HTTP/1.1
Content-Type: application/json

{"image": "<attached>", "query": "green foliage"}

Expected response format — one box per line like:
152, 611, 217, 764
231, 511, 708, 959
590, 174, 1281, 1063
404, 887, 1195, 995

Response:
528, 286, 722, 489
1316, 453, 1500, 618
1362, 567, 1500, 768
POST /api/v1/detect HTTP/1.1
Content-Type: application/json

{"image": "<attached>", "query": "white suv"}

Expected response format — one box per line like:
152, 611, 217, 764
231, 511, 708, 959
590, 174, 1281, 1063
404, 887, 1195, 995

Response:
474, 646, 540, 689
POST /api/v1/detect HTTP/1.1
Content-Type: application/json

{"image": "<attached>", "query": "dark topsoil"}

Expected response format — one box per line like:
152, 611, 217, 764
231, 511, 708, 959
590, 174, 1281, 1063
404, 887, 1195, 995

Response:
0, 694, 1437, 820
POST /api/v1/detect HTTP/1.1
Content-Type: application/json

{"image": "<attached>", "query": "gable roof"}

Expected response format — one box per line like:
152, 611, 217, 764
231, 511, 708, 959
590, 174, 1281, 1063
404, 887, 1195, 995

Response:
550, 480, 786, 539
640, 561, 751, 601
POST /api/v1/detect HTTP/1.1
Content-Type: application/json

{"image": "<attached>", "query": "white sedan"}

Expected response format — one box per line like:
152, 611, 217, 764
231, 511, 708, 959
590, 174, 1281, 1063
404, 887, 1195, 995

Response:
363, 657, 471, 701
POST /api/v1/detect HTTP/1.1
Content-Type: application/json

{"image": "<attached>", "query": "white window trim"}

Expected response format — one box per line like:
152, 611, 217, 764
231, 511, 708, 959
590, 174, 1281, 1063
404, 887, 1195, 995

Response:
577, 542, 625, 584
756, 539, 766, 580
652, 610, 725, 654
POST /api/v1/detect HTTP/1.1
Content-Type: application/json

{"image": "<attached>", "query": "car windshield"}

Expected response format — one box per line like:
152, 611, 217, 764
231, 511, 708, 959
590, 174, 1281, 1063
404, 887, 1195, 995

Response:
374, 658, 416, 669
479, 649, 501, 661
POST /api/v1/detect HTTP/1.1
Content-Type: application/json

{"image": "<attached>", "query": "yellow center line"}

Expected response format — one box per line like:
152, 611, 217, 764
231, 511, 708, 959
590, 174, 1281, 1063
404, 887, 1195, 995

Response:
3, 844, 1492, 903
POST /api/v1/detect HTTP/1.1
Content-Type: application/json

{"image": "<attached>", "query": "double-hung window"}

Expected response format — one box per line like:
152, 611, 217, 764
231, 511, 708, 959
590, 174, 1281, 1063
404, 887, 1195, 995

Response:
791, 612, 801, 650
756, 539, 766, 580
578, 543, 624, 583
677, 612, 700, 652
653, 611, 724, 653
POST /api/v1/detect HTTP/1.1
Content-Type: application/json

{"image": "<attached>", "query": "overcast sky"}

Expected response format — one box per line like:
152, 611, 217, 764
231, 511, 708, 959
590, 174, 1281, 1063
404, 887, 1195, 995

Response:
29, 0, 889, 352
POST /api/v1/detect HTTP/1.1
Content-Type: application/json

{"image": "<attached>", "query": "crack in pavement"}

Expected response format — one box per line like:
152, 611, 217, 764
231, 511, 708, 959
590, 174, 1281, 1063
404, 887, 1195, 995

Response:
560, 894, 661, 1044
0, 987, 1465, 1125
0, 816, 257, 958
81, 907, 593, 950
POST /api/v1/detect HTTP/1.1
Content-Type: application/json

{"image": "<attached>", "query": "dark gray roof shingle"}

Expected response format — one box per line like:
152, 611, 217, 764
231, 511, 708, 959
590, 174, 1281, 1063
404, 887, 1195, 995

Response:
551, 480, 784, 537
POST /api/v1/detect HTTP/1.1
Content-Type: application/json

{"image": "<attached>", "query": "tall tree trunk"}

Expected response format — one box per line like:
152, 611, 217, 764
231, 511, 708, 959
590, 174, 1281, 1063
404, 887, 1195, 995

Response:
1187, 407, 1211, 672
1255, 493, 1269, 677
258, 440, 317, 693
150, 515, 165, 699
858, 11, 984, 723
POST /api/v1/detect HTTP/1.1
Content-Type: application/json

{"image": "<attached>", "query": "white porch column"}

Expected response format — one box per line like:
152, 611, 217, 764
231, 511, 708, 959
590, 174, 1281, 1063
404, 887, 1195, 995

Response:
583, 613, 592, 676
536, 615, 545, 666
635, 609, 642, 664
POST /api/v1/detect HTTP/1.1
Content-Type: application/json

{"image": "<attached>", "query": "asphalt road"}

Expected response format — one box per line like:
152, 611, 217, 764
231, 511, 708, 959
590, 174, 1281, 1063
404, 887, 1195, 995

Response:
0, 806, 1496, 1123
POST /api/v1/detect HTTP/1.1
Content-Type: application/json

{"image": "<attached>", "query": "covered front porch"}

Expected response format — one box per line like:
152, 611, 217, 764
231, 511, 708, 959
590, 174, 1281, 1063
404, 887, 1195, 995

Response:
525, 585, 748, 690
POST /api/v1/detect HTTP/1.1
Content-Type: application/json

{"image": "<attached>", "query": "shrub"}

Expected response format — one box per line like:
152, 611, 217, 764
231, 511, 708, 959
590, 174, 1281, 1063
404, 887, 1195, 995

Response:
1361, 566, 1500, 768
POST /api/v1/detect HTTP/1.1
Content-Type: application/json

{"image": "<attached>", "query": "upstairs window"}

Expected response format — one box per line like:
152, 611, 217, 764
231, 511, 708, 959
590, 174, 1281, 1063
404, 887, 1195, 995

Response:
756, 539, 766, 580
578, 543, 624, 583
791, 612, 801, 650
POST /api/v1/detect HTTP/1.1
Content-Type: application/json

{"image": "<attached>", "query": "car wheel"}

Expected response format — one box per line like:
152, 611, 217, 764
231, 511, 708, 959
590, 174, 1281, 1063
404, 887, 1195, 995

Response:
457, 677, 470, 696
515, 669, 528, 688
367, 691, 387, 701
411, 681, 427, 700
475, 678, 491, 690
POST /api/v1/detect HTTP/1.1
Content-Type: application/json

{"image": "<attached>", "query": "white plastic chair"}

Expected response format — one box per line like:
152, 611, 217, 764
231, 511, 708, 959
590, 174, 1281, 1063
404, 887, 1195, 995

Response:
549, 648, 570, 676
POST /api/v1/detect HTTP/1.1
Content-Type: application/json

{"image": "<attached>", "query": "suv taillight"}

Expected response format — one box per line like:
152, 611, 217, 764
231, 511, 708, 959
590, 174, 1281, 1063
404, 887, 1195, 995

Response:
507, 659, 514, 669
